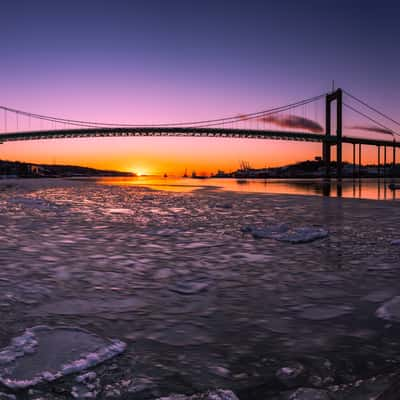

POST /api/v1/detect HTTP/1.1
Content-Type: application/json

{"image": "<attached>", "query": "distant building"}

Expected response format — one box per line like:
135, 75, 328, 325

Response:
28, 165, 44, 176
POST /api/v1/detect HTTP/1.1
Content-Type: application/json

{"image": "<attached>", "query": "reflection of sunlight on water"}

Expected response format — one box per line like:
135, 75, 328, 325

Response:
97, 176, 400, 200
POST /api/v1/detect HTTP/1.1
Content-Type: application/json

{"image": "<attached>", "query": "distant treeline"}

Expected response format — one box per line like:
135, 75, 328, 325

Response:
0, 160, 135, 178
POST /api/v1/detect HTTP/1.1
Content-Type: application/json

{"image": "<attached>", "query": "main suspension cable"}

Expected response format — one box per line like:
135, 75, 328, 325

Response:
0, 94, 326, 129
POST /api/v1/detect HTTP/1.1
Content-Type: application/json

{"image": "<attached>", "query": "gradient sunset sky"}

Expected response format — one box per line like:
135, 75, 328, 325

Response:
1, 0, 399, 175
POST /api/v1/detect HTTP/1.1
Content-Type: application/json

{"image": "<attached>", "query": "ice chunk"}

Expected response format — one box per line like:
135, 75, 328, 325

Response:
286, 388, 331, 400
169, 281, 210, 295
243, 224, 328, 243
299, 305, 353, 320
106, 208, 133, 214
0, 326, 126, 389
246, 224, 290, 239
156, 389, 239, 400
276, 362, 306, 388
276, 227, 329, 244
376, 296, 400, 322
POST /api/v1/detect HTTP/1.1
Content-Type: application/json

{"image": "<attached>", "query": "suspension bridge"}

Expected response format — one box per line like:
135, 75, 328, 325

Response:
1, 88, 399, 180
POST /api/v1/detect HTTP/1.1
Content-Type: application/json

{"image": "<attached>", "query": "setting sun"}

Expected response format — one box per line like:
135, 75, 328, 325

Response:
132, 167, 150, 176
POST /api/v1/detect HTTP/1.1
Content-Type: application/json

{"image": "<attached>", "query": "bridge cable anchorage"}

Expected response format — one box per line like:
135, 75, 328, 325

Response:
343, 102, 400, 138
343, 89, 400, 127
0, 93, 326, 130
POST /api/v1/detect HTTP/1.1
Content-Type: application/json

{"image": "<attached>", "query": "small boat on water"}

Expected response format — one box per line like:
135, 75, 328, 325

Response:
388, 183, 400, 190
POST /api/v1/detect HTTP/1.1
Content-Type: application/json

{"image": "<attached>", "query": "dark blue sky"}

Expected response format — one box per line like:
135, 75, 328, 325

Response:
2, 0, 399, 116
1, 0, 399, 172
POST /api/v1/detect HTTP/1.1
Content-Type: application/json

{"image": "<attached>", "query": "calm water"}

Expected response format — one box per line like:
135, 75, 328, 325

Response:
98, 176, 400, 200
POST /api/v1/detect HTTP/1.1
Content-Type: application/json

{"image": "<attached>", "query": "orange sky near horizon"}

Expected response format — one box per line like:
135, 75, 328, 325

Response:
0, 135, 389, 176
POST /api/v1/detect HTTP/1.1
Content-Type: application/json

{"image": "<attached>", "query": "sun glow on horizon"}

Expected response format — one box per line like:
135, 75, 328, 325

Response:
132, 167, 151, 176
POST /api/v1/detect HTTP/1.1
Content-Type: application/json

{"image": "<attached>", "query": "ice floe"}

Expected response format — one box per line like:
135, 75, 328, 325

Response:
156, 389, 239, 400
241, 223, 289, 238
169, 280, 210, 295
242, 224, 328, 243
298, 305, 353, 320
0, 326, 126, 389
276, 362, 306, 388
276, 227, 329, 244
285, 387, 331, 400
376, 296, 400, 322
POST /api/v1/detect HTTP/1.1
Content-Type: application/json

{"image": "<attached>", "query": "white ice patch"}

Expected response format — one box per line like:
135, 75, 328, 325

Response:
376, 296, 400, 322
106, 208, 133, 214
0, 326, 126, 389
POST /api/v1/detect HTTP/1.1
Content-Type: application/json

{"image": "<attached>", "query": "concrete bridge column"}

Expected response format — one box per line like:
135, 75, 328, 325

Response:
377, 146, 381, 178
384, 146, 387, 178
323, 93, 331, 180
324, 89, 343, 181
393, 143, 397, 177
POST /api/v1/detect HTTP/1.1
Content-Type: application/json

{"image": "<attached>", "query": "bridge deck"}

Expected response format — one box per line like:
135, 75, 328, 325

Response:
0, 127, 398, 147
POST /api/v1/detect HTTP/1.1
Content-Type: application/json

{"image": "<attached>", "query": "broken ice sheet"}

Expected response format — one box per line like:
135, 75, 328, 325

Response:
0, 326, 126, 389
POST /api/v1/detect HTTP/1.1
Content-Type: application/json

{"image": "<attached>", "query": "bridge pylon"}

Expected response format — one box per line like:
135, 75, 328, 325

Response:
324, 88, 343, 181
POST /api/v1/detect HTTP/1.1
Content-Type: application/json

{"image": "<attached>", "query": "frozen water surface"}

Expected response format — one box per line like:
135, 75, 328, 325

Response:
32, 297, 148, 316
0, 178, 399, 399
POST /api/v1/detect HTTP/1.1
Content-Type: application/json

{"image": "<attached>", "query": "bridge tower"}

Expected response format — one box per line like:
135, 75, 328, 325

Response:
324, 88, 343, 181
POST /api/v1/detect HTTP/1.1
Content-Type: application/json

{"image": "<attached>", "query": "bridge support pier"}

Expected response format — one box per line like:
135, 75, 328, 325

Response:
384, 146, 387, 179
324, 89, 343, 181
359, 144, 362, 178
323, 142, 331, 179
393, 143, 397, 178
352, 143, 356, 178
378, 146, 381, 178
323, 93, 331, 180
